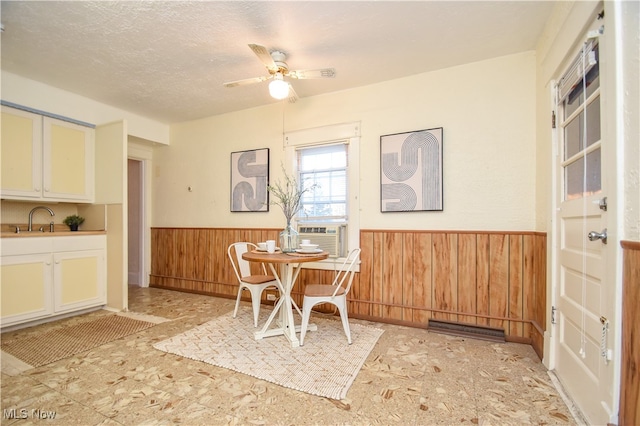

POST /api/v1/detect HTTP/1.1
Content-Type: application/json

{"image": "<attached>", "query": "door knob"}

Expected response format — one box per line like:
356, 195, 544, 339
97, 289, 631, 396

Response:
588, 228, 607, 244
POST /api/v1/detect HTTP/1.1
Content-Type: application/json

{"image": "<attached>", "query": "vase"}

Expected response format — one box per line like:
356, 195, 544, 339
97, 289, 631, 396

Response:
69, 224, 79, 231
279, 223, 299, 253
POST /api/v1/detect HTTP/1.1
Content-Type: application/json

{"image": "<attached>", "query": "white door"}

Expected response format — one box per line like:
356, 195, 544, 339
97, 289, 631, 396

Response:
552, 31, 616, 424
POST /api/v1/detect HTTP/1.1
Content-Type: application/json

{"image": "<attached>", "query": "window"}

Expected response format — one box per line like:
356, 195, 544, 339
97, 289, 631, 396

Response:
297, 143, 348, 223
284, 122, 360, 268
558, 42, 602, 201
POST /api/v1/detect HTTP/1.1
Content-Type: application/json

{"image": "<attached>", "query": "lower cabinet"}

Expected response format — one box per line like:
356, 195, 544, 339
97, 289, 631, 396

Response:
53, 248, 105, 314
1, 253, 53, 326
1, 235, 106, 328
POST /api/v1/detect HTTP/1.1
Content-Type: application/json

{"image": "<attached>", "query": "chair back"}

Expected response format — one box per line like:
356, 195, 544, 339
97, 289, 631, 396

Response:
227, 242, 256, 281
330, 248, 361, 297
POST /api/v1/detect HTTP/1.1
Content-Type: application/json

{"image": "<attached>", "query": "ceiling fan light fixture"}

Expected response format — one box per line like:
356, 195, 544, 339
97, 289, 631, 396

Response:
269, 73, 289, 99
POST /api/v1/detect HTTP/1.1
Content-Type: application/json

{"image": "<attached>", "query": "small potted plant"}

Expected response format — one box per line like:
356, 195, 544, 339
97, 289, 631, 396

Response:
63, 214, 85, 231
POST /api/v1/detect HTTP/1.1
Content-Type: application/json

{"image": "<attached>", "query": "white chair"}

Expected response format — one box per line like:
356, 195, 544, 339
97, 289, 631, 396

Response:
299, 248, 361, 345
227, 242, 281, 327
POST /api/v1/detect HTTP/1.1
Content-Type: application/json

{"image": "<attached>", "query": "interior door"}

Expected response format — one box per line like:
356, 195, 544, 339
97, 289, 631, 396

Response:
552, 33, 615, 424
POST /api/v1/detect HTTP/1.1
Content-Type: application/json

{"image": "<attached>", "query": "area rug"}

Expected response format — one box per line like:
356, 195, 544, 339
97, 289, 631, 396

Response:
153, 307, 384, 400
1, 312, 165, 369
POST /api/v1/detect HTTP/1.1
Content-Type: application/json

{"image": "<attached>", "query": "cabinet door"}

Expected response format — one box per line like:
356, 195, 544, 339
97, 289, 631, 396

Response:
1, 254, 53, 327
43, 117, 94, 202
0, 106, 43, 199
53, 249, 105, 313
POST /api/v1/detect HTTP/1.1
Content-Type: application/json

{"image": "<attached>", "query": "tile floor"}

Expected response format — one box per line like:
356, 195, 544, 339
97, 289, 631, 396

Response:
1, 286, 578, 425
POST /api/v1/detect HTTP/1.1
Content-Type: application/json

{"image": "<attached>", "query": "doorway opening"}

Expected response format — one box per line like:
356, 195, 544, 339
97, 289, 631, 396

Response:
128, 158, 144, 286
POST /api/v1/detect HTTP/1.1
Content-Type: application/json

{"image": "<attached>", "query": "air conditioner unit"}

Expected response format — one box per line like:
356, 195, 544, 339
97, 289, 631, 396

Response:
297, 224, 347, 258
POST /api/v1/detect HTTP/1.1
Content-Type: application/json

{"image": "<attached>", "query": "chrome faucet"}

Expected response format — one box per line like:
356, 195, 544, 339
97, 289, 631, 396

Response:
28, 206, 55, 232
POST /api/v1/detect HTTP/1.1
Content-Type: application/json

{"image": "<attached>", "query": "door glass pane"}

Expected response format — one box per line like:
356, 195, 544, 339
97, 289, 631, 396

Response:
564, 96, 600, 160
561, 43, 601, 202
564, 115, 581, 160
586, 97, 601, 147
565, 148, 601, 200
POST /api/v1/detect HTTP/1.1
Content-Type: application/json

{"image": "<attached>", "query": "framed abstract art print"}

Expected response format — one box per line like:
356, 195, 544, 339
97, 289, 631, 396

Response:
380, 127, 443, 212
230, 148, 269, 212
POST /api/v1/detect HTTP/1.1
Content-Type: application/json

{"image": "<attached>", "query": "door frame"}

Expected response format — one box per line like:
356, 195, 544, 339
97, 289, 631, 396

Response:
128, 140, 153, 287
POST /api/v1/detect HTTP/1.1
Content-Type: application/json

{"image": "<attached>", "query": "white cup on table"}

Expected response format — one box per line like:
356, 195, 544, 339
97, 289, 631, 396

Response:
266, 240, 276, 253
301, 239, 311, 245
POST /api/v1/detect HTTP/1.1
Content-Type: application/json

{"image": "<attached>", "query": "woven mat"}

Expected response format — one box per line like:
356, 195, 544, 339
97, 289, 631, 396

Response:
153, 307, 383, 400
1, 314, 159, 368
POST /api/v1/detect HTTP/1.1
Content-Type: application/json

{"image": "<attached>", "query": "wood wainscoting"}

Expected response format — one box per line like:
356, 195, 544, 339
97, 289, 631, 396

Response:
150, 228, 547, 357
620, 240, 640, 426
357, 230, 547, 356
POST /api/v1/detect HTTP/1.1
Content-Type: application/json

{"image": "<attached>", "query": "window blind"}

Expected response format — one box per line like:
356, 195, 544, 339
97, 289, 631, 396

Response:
557, 40, 598, 104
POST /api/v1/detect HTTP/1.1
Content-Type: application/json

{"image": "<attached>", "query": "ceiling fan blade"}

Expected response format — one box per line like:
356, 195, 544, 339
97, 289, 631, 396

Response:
288, 68, 336, 79
287, 84, 299, 103
223, 75, 271, 88
248, 44, 278, 73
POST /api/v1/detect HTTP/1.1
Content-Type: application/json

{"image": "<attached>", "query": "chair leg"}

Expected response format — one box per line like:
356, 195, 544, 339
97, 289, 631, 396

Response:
250, 287, 263, 328
336, 299, 352, 344
233, 286, 244, 319
299, 298, 313, 346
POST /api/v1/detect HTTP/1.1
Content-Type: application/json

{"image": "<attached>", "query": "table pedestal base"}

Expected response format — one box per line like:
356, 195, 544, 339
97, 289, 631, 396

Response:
240, 250, 329, 348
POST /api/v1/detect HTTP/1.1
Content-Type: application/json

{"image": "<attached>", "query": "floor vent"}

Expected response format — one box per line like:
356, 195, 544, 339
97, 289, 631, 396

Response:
427, 319, 506, 342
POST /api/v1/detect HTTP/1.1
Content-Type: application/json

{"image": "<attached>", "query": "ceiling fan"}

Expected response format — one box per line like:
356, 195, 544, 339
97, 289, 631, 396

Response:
223, 44, 336, 102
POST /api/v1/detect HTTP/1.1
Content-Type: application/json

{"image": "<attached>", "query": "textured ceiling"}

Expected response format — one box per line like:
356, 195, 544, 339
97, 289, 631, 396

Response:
0, 1, 555, 124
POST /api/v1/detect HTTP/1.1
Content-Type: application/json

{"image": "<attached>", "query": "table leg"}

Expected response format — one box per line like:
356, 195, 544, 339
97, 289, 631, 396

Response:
253, 262, 316, 348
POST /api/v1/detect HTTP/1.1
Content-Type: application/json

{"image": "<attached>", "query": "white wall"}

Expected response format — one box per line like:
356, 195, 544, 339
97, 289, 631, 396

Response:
619, 0, 640, 241
155, 51, 537, 231
1, 71, 169, 145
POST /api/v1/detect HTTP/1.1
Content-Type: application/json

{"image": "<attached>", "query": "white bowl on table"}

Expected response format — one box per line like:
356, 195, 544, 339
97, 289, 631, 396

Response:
299, 243, 319, 252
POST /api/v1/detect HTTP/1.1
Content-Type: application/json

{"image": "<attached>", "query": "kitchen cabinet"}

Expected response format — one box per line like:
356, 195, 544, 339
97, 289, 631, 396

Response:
1, 105, 94, 202
0, 235, 106, 328
52, 237, 106, 314
0, 107, 42, 199
0, 253, 53, 326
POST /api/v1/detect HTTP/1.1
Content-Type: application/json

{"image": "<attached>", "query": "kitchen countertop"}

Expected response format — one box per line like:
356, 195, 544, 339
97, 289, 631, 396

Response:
1, 230, 106, 238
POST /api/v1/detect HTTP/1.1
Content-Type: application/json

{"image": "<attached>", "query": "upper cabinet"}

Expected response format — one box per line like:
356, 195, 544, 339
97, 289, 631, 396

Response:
1, 107, 42, 199
42, 116, 94, 202
1, 105, 95, 203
